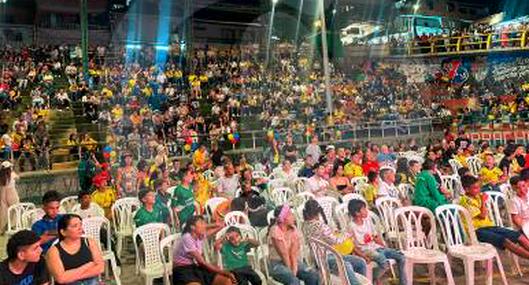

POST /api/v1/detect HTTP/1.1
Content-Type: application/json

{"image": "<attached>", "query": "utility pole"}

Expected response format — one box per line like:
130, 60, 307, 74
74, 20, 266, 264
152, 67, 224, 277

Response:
319, 0, 333, 118
80, 0, 89, 80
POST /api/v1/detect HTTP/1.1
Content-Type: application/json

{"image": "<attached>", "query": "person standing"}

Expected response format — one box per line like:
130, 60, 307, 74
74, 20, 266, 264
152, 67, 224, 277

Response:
0, 161, 19, 234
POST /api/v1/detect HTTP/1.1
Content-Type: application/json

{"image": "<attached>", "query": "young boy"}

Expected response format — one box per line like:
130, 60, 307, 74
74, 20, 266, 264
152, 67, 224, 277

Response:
31, 190, 63, 253
91, 173, 117, 219
0, 230, 50, 285
214, 226, 261, 285
459, 175, 529, 258
509, 176, 529, 231
480, 153, 505, 192
171, 168, 198, 228
134, 189, 170, 227
363, 171, 379, 208
73, 191, 104, 219
348, 199, 406, 285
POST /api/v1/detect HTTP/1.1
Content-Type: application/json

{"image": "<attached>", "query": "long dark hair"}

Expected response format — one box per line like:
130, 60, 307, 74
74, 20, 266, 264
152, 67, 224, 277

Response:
302, 199, 329, 225
182, 215, 205, 234
0, 165, 11, 187
57, 214, 82, 241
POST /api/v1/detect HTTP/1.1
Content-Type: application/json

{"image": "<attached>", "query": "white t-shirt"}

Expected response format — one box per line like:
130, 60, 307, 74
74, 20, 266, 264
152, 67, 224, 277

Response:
73, 203, 105, 219
306, 176, 329, 197
378, 181, 398, 198
350, 219, 382, 251
510, 195, 529, 228
216, 174, 240, 198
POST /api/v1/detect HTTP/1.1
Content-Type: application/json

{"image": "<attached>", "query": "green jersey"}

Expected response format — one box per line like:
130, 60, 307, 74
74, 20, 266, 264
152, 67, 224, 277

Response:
221, 241, 251, 270
170, 184, 195, 226
133, 203, 169, 227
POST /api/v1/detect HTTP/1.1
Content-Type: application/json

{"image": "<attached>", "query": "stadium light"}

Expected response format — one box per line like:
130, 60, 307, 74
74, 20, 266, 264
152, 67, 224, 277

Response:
0, 0, 7, 4
413, 3, 420, 12
272, 0, 278, 4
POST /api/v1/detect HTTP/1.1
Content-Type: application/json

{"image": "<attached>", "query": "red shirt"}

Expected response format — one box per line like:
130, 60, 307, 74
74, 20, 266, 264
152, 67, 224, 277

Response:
362, 160, 380, 175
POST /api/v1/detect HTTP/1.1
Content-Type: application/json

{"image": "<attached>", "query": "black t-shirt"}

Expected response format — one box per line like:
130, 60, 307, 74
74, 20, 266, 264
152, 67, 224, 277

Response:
499, 157, 511, 173
211, 149, 224, 167
0, 259, 50, 285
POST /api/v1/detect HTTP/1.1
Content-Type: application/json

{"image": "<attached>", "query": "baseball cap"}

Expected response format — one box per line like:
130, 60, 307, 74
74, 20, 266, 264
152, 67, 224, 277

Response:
7, 230, 40, 260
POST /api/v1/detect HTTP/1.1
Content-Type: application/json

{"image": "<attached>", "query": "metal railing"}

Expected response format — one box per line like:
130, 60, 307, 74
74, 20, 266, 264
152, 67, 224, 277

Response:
393, 30, 529, 56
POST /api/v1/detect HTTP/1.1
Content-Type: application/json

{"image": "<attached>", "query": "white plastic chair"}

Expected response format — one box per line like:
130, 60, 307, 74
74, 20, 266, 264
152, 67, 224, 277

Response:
441, 175, 462, 199
268, 178, 287, 190
448, 159, 463, 175
160, 234, 180, 285
307, 237, 371, 285
6, 202, 35, 235
59, 195, 79, 213
351, 176, 368, 194
395, 206, 455, 285
71, 202, 105, 218
215, 224, 263, 271
484, 191, 523, 277
293, 177, 309, 193
466, 157, 482, 177
252, 170, 268, 179
398, 183, 415, 202
83, 216, 121, 285
342, 193, 366, 205
375, 197, 402, 245
22, 208, 45, 229
269, 187, 294, 206
316, 196, 340, 228
224, 210, 250, 226
289, 191, 316, 208
133, 223, 171, 285
112, 197, 141, 258
204, 197, 228, 223
435, 204, 508, 285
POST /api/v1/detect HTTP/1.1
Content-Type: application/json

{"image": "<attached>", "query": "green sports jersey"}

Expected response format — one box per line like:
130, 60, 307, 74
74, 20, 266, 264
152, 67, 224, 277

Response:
134, 204, 169, 227
170, 184, 195, 226
221, 241, 251, 270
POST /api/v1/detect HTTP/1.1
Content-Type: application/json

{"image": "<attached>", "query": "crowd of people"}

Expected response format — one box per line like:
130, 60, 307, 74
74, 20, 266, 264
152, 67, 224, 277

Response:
4, 119, 529, 284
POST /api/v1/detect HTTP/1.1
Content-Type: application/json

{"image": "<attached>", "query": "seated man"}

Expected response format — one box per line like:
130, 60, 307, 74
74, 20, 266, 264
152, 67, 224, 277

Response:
0, 230, 50, 285
134, 189, 170, 227
31, 190, 63, 253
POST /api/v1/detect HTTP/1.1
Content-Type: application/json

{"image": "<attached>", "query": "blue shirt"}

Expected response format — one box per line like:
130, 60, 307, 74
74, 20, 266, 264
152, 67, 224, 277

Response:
31, 214, 63, 253
377, 153, 396, 164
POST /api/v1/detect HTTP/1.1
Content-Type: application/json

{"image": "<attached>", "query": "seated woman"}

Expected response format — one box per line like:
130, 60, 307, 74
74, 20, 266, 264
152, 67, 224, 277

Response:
173, 215, 236, 285
46, 214, 105, 285
268, 205, 320, 285
302, 199, 367, 285
329, 164, 354, 195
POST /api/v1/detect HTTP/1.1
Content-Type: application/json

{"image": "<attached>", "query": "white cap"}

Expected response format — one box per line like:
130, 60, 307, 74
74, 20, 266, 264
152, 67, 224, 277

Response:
1, 161, 12, 169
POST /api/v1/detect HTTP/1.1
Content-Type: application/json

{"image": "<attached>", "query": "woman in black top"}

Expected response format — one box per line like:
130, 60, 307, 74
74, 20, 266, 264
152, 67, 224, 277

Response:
46, 214, 104, 285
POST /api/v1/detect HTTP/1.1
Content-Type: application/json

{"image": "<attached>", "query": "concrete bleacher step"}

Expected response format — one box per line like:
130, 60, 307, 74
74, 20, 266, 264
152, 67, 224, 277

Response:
52, 160, 79, 170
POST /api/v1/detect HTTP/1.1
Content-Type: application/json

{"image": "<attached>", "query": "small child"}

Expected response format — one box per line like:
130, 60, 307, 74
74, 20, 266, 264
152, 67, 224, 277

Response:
214, 226, 261, 285
91, 173, 117, 219
363, 171, 379, 208
348, 199, 406, 285
479, 153, 505, 192
459, 175, 529, 258
509, 176, 529, 231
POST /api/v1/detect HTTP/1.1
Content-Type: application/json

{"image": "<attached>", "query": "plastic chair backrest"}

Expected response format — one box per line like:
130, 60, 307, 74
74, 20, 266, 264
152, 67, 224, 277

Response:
224, 211, 250, 226
293, 177, 308, 193
112, 198, 141, 233
485, 191, 511, 228
435, 204, 477, 249
289, 191, 316, 208
449, 159, 463, 174
395, 206, 438, 250
398, 183, 415, 201
335, 203, 350, 230
22, 208, 45, 229
307, 237, 351, 285
441, 175, 461, 197
252, 170, 268, 179
7, 202, 36, 232
71, 203, 105, 217
467, 157, 482, 177
375, 196, 402, 234
59, 195, 79, 213
133, 223, 170, 268
83, 216, 112, 251
342, 193, 366, 205
316, 196, 340, 228
160, 233, 180, 272
268, 178, 286, 190
270, 187, 294, 206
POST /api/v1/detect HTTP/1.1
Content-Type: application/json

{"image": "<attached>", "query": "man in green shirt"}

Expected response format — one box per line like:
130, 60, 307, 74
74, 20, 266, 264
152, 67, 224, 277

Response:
170, 169, 197, 228
134, 190, 170, 227
214, 227, 261, 285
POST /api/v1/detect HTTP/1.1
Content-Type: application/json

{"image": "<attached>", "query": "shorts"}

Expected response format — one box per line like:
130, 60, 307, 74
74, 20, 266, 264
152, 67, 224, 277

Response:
173, 264, 217, 285
476, 226, 521, 249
